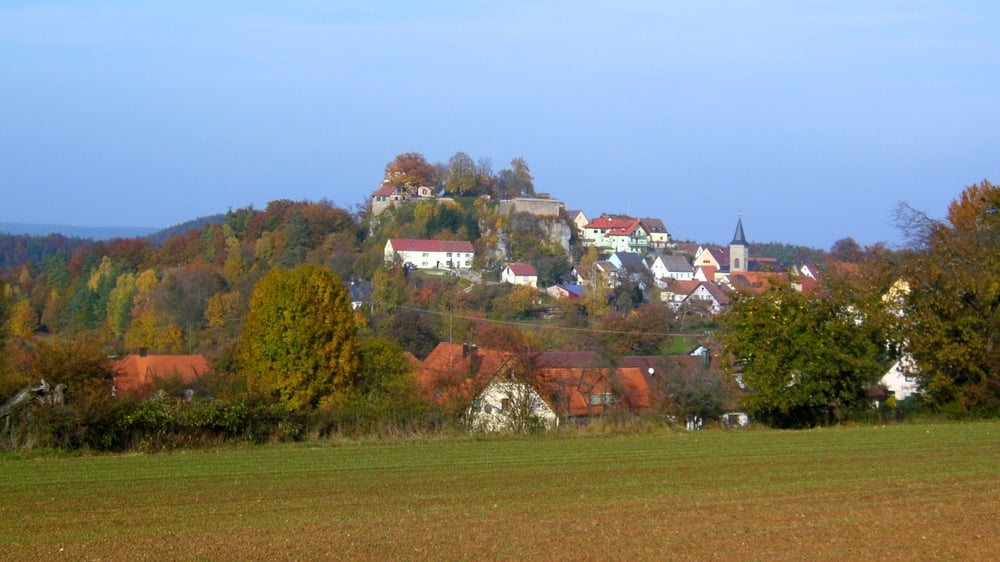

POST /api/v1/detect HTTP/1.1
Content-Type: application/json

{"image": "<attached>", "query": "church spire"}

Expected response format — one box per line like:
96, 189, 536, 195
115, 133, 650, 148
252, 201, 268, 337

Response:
730, 213, 747, 246
729, 213, 749, 273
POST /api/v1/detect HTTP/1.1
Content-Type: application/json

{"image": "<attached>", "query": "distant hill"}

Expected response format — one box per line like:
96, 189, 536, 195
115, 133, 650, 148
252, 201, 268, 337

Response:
0, 222, 159, 240
146, 215, 226, 246
0, 214, 227, 246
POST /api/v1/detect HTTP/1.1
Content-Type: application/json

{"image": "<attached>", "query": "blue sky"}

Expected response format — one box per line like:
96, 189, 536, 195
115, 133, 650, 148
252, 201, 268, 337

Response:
2, 1, 998, 249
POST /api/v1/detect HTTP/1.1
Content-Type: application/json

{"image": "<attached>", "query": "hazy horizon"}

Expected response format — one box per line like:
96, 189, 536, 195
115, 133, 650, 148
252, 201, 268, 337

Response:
3, 2, 998, 249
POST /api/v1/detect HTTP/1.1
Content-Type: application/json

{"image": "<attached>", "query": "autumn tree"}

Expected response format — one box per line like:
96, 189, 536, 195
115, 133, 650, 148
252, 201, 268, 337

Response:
897, 180, 1000, 414
24, 335, 119, 447
491, 284, 539, 321
384, 309, 439, 359
494, 157, 535, 199
355, 336, 420, 409
829, 237, 864, 263
443, 152, 478, 195
476, 156, 495, 194
596, 304, 672, 356
238, 265, 361, 410
156, 265, 226, 332
720, 284, 890, 428
8, 299, 38, 338
383, 152, 436, 196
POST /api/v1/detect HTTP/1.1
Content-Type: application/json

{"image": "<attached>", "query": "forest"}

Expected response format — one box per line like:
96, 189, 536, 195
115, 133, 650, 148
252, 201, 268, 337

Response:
1, 151, 997, 449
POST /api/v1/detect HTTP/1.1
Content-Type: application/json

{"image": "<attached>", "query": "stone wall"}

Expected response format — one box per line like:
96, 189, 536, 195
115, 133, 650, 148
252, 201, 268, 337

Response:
497, 197, 564, 217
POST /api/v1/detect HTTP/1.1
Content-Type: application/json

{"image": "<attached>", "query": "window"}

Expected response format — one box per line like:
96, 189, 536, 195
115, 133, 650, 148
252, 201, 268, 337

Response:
589, 393, 613, 406
422, 252, 429, 257
446, 252, 452, 257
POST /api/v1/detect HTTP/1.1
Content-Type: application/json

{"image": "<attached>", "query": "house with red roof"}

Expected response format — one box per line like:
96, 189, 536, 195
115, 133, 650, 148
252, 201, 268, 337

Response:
680, 281, 732, 314
582, 216, 650, 254
414, 342, 734, 425
501, 263, 539, 287
112, 352, 210, 397
370, 182, 435, 215
384, 238, 475, 270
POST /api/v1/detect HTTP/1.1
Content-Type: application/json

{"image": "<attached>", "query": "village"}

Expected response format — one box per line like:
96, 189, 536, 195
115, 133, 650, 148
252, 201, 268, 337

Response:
375, 182, 924, 430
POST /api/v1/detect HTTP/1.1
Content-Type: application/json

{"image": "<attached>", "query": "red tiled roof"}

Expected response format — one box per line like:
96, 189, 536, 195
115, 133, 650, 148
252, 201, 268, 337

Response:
413, 343, 517, 408
669, 280, 701, 294
414, 343, 733, 418
388, 239, 474, 253
372, 184, 400, 197
727, 272, 787, 292
112, 354, 210, 395
688, 281, 731, 306
506, 263, 538, 276
584, 217, 642, 236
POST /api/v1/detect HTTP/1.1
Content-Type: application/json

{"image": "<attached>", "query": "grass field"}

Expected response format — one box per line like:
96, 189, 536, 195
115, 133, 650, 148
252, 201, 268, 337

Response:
1, 422, 998, 560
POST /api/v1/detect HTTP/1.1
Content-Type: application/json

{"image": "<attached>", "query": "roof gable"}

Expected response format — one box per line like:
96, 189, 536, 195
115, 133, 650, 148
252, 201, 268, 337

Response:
506, 263, 538, 276
113, 354, 210, 395
584, 217, 643, 235
387, 238, 474, 253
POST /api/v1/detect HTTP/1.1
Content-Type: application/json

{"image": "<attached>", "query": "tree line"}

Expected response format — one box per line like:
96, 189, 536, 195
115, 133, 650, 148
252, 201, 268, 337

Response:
1, 156, 997, 446
721, 180, 1000, 426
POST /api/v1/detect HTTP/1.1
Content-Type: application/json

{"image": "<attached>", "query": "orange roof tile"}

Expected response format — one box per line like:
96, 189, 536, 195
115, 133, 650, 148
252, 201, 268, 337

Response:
112, 354, 210, 395
388, 238, 474, 253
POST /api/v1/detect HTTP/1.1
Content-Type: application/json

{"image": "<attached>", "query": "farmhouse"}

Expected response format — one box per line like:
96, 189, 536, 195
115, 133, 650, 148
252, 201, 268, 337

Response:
370, 182, 435, 215
384, 238, 474, 270
651, 254, 694, 283
112, 352, 210, 397
415, 342, 735, 427
467, 377, 559, 432
582, 217, 650, 254
501, 263, 539, 288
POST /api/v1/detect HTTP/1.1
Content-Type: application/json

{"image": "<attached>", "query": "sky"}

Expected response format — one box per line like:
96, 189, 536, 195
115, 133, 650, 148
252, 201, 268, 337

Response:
2, 1, 998, 249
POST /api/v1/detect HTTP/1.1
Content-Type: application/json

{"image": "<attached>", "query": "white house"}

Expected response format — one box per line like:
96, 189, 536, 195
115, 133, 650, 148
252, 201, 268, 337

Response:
681, 281, 731, 314
467, 378, 559, 432
370, 182, 435, 215
567, 210, 590, 235
501, 263, 539, 288
880, 353, 921, 401
651, 254, 694, 283
384, 238, 475, 270
582, 217, 650, 254
639, 218, 671, 250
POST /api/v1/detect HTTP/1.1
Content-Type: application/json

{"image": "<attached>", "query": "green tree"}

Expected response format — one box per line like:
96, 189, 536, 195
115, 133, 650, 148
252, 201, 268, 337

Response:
443, 152, 478, 195
898, 180, 1000, 413
238, 265, 361, 410
720, 284, 889, 428
356, 336, 418, 404
106, 272, 137, 339
278, 209, 310, 268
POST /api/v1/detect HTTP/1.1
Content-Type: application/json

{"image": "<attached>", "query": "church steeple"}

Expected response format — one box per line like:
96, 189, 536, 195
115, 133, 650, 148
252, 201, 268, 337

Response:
730, 214, 747, 246
729, 214, 748, 272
